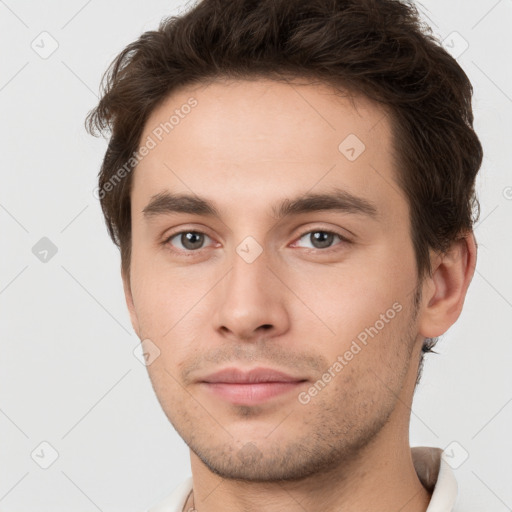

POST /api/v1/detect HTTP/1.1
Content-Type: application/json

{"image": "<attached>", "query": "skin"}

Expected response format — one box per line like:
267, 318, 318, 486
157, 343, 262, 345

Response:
122, 78, 476, 512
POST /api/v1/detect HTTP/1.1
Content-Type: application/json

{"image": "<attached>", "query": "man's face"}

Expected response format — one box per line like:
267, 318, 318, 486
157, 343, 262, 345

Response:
125, 78, 425, 481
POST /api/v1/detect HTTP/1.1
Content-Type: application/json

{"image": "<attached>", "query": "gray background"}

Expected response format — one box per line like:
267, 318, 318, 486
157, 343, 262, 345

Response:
0, 0, 511, 510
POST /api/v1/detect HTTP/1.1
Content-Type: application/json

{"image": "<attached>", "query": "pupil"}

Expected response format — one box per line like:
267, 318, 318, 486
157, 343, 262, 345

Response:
312, 231, 333, 248
183, 232, 203, 249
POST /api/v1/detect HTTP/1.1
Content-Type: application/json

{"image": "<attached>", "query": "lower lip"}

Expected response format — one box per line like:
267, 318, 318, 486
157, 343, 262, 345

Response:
201, 381, 305, 405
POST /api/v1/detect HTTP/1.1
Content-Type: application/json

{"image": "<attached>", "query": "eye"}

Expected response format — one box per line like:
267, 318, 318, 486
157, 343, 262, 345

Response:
293, 229, 349, 250
165, 231, 214, 251
162, 228, 350, 255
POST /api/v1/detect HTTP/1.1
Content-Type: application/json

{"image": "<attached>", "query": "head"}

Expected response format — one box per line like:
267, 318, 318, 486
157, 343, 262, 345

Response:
87, 0, 481, 482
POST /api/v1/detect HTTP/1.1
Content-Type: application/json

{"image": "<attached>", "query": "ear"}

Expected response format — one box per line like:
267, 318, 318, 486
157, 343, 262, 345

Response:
122, 267, 140, 338
418, 231, 477, 338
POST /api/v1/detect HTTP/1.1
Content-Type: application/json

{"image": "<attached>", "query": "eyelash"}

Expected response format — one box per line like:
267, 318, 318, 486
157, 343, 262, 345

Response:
161, 228, 351, 255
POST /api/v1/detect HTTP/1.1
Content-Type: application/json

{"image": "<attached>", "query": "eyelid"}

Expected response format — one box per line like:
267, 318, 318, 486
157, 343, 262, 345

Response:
294, 224, 352, 240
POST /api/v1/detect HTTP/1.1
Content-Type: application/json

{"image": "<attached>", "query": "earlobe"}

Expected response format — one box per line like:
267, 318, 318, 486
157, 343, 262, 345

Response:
418, 232, 477, 338
122, 269, 140, 337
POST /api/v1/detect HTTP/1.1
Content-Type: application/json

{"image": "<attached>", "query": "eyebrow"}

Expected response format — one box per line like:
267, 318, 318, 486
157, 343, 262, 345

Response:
142, 188, 378, 221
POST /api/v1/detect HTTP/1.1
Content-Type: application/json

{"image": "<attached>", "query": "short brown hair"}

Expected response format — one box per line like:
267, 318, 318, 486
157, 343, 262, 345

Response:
86, 0, 482, 360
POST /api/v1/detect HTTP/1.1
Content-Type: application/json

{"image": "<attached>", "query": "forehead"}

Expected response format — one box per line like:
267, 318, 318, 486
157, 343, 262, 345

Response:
132, 78, 405, 223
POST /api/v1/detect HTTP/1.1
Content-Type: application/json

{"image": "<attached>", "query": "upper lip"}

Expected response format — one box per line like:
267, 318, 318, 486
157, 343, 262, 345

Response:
200, 367, 307, 384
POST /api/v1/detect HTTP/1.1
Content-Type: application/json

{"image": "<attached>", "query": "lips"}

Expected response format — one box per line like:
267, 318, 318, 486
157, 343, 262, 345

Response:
199, 367, 308, 405
200, 367, 306, 384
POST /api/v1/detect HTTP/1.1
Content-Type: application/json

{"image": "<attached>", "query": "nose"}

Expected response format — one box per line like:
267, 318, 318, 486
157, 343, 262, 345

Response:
212, 245, 290, 342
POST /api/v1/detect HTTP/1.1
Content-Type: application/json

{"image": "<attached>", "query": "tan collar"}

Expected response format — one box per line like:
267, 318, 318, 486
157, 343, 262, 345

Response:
412, 446, 458, 511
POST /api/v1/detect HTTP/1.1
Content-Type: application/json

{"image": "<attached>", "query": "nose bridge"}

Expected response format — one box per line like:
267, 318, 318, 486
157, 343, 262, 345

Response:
224, 217, 274, 288
227, 236, 272, 301
212, 235, 289, 339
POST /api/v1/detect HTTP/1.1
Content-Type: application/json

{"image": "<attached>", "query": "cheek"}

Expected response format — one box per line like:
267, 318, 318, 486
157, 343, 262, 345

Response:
130, 246, 206, 329
314, 303, 415, 417
287, 254, 412, 340
129, 257, 217, 371
284, 247, 416, 385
